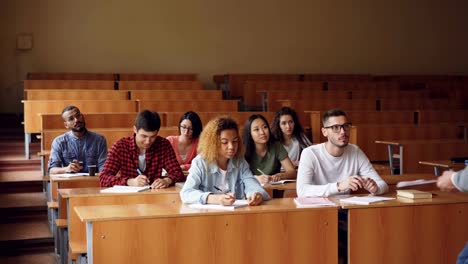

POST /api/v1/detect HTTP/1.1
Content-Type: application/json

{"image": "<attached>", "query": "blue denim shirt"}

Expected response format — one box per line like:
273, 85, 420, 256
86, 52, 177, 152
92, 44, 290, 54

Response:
48, 130, 108, 173
180, 155, 270, 204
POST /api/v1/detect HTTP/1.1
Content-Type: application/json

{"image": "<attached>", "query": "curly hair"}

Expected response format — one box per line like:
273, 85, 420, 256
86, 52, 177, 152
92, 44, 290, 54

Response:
271, 107, 311, 149
197, 116, 244, 164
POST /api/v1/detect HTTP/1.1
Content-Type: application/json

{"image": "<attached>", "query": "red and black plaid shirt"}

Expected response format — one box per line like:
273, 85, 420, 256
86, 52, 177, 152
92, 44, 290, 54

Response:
99, 135, 184, 187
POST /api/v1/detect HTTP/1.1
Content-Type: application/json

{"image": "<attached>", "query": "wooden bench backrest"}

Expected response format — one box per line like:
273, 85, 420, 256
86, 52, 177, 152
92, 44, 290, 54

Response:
23, 100, 138, 133
379, 98, 455, 111
351, 123, 467, 161
42, 127, 179, 152
119, 73, 197, 81
303, 74, 373, 82
162, 111, 276, 127
265, 90, 350, 111
243, 81, 324, 107
27, 72, 115, 80
351, 89, 427, 99
227, 74, 300, 104
130, 90, 221, 100
138, 100, 238, 112
388, 140, 468, 173
40, 112, 138, 130
305, 110, 416, 144
25, 89, 128, 100
119, 81, 203, 90
418, 110, 468, 124
274, 99, 376, 131
24, 80, 115, 90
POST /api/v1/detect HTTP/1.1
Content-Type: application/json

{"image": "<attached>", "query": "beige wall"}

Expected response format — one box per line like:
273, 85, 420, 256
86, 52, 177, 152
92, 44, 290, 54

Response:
1, 0, 468, 113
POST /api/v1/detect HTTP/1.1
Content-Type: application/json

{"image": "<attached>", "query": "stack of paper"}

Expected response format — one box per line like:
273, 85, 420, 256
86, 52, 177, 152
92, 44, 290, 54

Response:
340, 196, 395, 205
294, 197, 336, 208
188, 200, 249, 211
396, 179, 437, 188
397, 189, 433, 199
54, 172, 89, 178
100, 185, 150, 193
269, 179, 296, 185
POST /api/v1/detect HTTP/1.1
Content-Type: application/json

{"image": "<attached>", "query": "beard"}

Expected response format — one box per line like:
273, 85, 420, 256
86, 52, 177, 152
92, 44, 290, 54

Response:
329, 137, 349, 148
71, 122, 86, 133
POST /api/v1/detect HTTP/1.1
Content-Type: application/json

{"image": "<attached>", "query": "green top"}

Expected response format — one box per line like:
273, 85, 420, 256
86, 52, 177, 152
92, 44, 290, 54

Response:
248, 141, 288, 175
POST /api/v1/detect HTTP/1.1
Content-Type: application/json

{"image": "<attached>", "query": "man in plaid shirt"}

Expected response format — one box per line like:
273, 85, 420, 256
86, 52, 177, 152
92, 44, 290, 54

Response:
99, 110, 184, 188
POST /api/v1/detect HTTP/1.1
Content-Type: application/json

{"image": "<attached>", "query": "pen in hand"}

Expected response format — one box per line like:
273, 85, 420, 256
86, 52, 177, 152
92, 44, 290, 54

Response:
256, 168, 266, 175
136, 169, 150, 186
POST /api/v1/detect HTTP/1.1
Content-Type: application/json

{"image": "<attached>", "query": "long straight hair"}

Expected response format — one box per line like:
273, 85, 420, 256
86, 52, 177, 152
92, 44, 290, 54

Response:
242, 114, 276, 163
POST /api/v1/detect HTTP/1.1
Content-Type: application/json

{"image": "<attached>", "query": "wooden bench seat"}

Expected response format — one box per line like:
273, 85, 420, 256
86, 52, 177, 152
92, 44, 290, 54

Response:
24, 89, 128, 100
24, 80, 115, 90
129, 89, 222, 100
119, 81, 203, 90
137, 99, 239, 112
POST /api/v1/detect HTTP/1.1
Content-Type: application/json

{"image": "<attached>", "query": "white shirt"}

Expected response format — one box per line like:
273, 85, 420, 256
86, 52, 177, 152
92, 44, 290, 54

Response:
283, 137, 301, 162
297, 143, 388, 197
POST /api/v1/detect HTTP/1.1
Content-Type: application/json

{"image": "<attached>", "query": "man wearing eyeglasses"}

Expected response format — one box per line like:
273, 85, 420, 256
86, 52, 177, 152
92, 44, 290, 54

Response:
48, 106, 108, 174
297, 108, 388, 197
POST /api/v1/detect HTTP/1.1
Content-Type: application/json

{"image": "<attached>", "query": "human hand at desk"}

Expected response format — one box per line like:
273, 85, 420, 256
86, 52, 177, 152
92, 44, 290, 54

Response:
207, 193, 236, 205
127, 175, 149, 187
362, 178, 378, 194
337, 176, 364, 192
437, 170, 458, 192
247, 192, 263, 206
151, 178, 172, 189
66, 160, 83, 173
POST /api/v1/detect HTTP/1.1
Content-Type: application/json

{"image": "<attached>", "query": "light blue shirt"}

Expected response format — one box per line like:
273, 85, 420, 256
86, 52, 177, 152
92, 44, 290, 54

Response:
180, 155, 270, 204
48, 130, 107, 173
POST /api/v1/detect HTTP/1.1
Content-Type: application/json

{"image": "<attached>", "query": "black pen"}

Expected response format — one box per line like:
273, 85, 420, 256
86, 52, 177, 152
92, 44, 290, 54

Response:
214, 186, 231, 194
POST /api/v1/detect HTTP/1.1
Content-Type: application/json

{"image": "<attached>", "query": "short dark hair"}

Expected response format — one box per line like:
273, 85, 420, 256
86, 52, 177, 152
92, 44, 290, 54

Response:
242, 114, 276, 163
179, 111, 203, 138
322, 109, 347, 126
135, 110, 161, 131
61, 105, 80, 115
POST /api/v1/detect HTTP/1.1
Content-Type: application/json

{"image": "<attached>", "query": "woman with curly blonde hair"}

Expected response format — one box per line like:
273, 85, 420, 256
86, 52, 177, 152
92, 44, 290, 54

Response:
180, 116, 270, 206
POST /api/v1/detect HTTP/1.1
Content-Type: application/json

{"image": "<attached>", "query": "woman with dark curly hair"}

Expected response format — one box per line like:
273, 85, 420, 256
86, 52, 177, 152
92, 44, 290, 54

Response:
180, 116, 269, 206
271, 107, 311, 167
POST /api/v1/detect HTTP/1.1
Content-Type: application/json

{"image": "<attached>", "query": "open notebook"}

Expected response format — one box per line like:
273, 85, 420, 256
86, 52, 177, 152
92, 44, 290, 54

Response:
294, 197, 336, 208
189, 200, 249, 211
100, 185, 150, 193
340, 196, 395, 205
261, 179, 296, 186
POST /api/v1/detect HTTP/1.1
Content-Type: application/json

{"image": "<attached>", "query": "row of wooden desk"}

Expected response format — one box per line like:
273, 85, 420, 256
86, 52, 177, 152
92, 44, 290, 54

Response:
48, 173, 468, 264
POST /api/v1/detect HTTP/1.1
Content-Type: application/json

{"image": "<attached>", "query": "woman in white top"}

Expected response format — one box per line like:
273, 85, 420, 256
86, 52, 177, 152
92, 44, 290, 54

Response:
271, 107, 312, 167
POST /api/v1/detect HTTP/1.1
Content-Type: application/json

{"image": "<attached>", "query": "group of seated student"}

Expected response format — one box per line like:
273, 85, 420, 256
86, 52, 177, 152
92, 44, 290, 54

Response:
46, 105, 468, 262
48, 105, 467, 200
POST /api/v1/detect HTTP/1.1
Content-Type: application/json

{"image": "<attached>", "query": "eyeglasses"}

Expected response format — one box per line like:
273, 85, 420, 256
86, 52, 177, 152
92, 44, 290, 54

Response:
180, 125, 193, 131
65, 112, 82, 122
323, 123, 352, 133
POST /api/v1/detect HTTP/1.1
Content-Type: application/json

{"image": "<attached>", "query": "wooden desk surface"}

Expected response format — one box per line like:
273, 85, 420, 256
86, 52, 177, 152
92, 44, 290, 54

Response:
419, 160, 466, 169
331, 190, 468, 209
59, 186, 180, 198
75, 198, 339, 264
75, 198, 338, 222
343, 191, 468, 264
